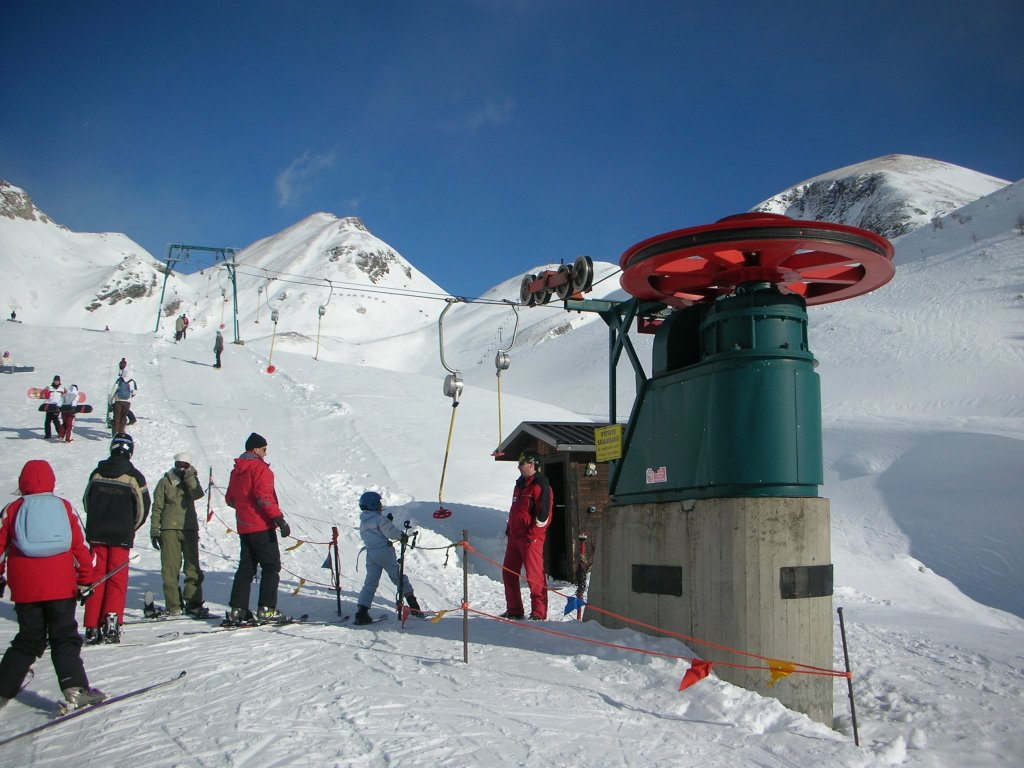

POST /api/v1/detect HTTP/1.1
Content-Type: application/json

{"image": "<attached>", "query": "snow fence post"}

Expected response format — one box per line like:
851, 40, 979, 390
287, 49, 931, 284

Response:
331, 527, 342, 616
463, 529, 469, 664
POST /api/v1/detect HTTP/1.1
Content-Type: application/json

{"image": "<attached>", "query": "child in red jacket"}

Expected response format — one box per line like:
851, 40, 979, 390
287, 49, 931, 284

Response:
0, 460, 105, 711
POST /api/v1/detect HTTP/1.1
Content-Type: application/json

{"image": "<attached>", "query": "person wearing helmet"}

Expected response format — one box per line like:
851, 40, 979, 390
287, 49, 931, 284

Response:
501, 450, 554, 620
354, 491, 423, 625
81, 433, 150, 644
224, 432, 291, 625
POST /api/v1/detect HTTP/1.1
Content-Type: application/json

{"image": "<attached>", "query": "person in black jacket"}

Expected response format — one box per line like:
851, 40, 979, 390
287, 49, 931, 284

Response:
81, 433, 150, 644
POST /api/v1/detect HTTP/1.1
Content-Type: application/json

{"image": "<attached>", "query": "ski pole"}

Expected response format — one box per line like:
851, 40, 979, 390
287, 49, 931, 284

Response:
206, 466, 214, 522
396, 520, 412, 618
78, 559, 132, 603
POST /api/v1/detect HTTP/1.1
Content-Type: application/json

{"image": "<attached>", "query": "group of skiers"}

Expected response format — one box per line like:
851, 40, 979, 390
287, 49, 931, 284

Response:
1, 382, 557, 713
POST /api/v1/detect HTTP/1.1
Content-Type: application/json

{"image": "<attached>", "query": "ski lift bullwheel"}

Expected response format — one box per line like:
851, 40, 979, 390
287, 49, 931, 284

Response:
619, 213, 895, 308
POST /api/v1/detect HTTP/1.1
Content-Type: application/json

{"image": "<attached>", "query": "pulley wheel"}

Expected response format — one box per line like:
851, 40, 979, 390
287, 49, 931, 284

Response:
619, 213, 894, 308
555, 264, 574, 300
520, 274, 538, 306
571, 256, 594, 293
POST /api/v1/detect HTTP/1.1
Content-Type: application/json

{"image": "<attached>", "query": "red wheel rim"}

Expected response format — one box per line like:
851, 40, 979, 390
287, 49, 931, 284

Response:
619, 213, 895, 307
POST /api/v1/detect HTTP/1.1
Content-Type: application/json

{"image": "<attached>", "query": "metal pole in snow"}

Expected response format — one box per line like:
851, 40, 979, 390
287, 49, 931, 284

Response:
837, 607, 860, 746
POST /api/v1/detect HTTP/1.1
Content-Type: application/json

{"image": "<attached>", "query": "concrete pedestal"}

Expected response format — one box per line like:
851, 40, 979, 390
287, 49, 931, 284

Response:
588, 496, 833, 724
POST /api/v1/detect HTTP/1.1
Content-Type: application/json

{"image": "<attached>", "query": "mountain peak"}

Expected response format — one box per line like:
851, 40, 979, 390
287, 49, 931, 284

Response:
0, 180, 58, 226
752, 154, 1009, 239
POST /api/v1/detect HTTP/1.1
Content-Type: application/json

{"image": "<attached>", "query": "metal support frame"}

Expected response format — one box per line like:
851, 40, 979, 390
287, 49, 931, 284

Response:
153, 243, 239, 340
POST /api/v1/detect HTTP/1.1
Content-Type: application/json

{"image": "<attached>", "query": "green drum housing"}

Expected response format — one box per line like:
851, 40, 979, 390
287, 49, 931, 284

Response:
613, 284, 822, 502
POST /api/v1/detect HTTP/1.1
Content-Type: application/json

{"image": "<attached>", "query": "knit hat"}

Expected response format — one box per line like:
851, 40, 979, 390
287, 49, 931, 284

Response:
174, 452, 192, 464
245, 432, 267, 451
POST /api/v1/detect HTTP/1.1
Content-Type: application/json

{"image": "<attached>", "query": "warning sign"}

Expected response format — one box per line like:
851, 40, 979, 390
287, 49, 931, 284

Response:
594, 424, 623, 462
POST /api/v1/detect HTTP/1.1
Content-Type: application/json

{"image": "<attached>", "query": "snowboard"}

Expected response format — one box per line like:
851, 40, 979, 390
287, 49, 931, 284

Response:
27, 388, 86, 402
38, 403, 93, 413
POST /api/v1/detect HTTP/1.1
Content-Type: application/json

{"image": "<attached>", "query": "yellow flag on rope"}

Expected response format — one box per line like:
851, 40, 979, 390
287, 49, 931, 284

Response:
286, 539, 304, 552
767, 659, 796, 686
291, 578, 306, 596
430, 610, 448, 623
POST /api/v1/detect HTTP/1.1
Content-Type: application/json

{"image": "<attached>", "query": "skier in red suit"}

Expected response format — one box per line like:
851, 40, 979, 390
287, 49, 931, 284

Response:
501, 450, 553, 620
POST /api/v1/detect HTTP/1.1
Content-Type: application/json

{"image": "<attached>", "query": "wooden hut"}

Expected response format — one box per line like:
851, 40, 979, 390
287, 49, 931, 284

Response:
495, 421, 613, 583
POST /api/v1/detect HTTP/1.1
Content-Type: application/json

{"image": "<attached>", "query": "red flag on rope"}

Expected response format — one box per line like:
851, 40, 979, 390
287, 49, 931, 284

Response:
679, 660, 713, 691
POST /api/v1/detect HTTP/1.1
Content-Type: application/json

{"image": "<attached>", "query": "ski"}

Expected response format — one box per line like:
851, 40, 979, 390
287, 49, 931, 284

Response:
0, 671, 186, 747
352, 614, 389, 625
219, 612, 309, 629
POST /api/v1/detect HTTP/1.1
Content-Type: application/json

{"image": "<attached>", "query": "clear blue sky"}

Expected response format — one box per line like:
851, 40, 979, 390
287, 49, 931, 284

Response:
3, 1, 1021, 296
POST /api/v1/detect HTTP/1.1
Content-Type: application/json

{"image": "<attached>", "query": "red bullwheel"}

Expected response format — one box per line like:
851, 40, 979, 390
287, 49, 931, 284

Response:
619, 213, 895, 308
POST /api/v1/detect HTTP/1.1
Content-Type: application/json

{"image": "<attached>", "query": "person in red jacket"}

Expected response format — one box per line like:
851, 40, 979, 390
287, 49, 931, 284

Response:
224, 432, 291, 625
501, 450, 554, 621
0, 460, 105, 710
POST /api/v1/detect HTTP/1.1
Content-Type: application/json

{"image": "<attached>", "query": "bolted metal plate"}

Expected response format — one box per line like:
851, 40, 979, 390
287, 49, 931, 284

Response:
631, 564, 683, 596
779, 564, 833, 599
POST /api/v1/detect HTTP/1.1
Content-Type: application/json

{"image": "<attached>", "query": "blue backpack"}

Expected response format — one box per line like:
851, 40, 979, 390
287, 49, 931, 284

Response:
115, 378, 132, 399
11, 494, 73, 557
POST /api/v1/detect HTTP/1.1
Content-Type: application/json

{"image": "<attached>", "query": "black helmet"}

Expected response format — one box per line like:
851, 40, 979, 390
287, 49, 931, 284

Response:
517, 450, 541, 468
110, 432, 134, 458
359, 491, 383, 511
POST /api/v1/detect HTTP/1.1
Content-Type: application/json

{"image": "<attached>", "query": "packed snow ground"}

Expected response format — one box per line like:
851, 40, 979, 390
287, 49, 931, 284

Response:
1, 316, 1021, 767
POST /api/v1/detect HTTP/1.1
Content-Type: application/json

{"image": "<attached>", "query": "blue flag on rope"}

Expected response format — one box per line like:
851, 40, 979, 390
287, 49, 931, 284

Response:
564, 596, 587, 614
322, 554, 332, 569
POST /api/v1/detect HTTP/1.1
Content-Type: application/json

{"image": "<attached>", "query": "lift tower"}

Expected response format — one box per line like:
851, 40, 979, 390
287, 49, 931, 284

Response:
523, 213, 894, 724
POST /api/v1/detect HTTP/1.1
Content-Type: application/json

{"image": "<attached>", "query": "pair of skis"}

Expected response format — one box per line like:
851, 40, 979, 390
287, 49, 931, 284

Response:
0, 671, 187, 748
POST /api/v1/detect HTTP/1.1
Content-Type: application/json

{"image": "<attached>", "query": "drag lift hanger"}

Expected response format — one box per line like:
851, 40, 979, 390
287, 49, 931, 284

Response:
491, 300, 519, 457
434, 298, 466, 518
314, 279, 333, 361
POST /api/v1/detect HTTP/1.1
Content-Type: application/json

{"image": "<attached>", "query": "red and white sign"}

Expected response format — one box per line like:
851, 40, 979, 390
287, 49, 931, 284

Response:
645, 466, 668, 484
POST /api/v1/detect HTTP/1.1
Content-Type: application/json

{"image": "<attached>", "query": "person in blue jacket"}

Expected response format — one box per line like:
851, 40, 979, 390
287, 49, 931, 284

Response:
355, 491, 422, 624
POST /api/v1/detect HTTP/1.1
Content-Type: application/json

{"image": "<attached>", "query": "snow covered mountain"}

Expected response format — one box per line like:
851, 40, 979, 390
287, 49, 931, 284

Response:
0, 158, 1022, 766
752, 154, 1009, 242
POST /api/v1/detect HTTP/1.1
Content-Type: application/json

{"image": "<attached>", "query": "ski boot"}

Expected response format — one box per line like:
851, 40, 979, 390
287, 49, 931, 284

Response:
256, 606, 289, 625
59, 686, 107, 715
84, 627, 104, 645
404, 593, 424, 618
222, 607, 250, 627
143, 591, 168, 619
354, 605, 373, 625
102, 613, 120, 644
185, 603, 211, 619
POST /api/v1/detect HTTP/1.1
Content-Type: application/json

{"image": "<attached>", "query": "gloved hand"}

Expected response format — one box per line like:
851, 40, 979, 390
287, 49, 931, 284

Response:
151, 536, 161, 550
0, 576, 6, 598
77, 585, 90, 605
276, 517, 291, 538
400, 533, 409, 545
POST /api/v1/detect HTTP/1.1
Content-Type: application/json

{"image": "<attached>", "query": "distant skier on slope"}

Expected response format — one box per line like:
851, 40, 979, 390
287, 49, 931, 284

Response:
213, 331, 224, 369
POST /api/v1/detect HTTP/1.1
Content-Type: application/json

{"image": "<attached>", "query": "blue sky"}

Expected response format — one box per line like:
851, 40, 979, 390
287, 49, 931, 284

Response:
3, 1, 1022, 296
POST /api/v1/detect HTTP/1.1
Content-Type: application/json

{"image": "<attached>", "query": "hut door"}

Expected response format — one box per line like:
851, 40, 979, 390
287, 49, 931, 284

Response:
543, 458, 570, 581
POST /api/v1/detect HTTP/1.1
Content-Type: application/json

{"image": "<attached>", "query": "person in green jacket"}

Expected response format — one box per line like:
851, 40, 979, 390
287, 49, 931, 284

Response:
149, 453, 207, 617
